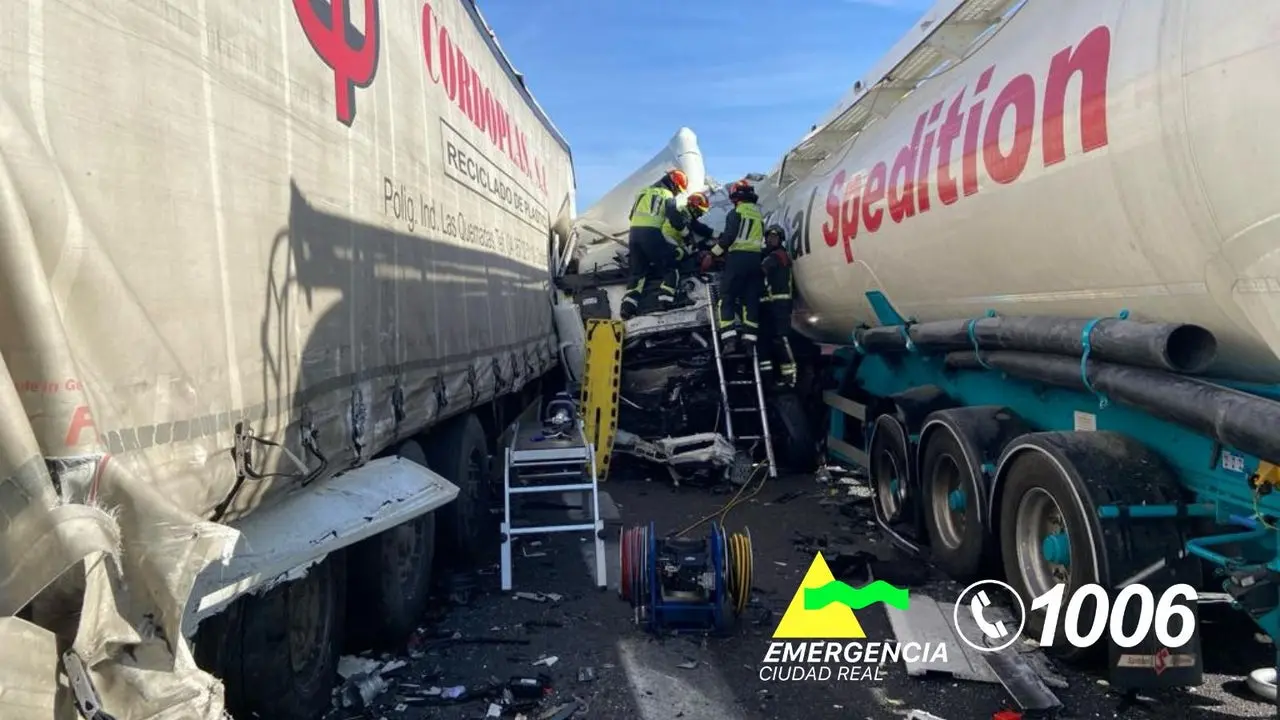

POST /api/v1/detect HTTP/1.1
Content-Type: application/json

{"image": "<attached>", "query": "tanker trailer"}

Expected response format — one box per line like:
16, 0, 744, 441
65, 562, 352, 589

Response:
770, 0, 1280, 697
0, 0, 576, 717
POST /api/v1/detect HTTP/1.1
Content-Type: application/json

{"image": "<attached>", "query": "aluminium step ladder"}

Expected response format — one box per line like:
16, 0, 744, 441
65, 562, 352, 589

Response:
706, 285, 777, 479
499, 412, 607, 591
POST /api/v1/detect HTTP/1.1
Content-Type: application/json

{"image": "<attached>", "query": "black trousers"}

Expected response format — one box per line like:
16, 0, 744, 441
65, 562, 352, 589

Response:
622, 228, 676, 314
759, 299, 797, 382
716, 250, 761, 342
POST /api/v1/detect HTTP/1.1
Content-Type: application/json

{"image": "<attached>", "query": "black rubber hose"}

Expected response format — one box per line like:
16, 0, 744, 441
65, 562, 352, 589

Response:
946, 350, 1280, 463
856, 317, 1217, 374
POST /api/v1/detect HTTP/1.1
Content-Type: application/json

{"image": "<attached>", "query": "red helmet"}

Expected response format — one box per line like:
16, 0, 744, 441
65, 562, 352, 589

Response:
728, 179, 753, 202
665, 169, 689, 193
687, 192, 710, 214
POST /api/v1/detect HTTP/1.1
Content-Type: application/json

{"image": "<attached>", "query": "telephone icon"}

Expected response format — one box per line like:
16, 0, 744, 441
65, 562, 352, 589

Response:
969, 590, 1009, 639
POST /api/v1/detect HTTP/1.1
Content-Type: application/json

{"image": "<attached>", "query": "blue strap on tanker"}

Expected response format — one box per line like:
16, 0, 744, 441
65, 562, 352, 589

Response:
1079, 308, 1130, 409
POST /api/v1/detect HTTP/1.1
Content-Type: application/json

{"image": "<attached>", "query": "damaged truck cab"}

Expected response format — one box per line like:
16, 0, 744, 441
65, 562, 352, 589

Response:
558, 131, 816, 486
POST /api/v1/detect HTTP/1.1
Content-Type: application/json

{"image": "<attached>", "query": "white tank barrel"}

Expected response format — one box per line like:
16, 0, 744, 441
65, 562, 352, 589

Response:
773, 0, 1280, 382
574, 127, 707, 244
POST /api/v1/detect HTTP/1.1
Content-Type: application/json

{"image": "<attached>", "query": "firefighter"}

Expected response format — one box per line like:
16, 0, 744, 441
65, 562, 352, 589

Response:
663, 191, 716, 299
701, 180, 763, 353
621, 168, 689, 320
759, 224, 797, 386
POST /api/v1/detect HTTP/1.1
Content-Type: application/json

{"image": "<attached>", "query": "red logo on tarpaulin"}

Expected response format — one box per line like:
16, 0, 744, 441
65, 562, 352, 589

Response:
294, 0, 381, 126
1153, 647, 1170, 675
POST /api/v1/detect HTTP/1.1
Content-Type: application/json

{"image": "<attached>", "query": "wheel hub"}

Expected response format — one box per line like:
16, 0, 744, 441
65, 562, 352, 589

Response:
874, 449, 904, 520
929, 454, 967, 550
1014, 488, 1072, 595
1041, 532, 1071, 567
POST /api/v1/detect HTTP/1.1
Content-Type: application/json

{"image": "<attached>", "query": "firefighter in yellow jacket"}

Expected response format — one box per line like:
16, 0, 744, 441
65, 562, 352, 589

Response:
662, 191, 715, 299
701, 180, 763, 352
621, 168, 689, 320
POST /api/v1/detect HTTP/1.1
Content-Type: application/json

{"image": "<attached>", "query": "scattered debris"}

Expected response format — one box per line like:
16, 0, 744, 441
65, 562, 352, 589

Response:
885, 595, 1062, 713
513, 591, 563, 603
485, 702, 503, 717
906, 711, 949, 720
532, 655, 559, 667
336, 655, 384, 679
338, 672, 388, 710
577, 667, 597, 683
837, 476, 874, 500
537, 700, 580, 720
676, 660, 699, 670
826, 548, 931, 587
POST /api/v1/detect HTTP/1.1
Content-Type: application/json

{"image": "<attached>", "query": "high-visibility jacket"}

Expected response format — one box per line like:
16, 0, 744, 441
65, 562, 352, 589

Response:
712, 202, 765, 256
629, 185, 675, 229
661, 209, 690, 246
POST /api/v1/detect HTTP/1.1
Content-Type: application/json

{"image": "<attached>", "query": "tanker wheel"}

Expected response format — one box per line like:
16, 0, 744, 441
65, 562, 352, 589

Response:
200, 553, 346, 720
768, 391, 817, 472
347, 441, 437, 648
998, 442, 1102, 662
868, 414, 913, 525
921, 428, 987, 579
429, 413, 493, 566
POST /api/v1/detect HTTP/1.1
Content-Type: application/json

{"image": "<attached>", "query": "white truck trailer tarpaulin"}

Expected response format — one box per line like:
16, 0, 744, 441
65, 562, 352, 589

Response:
0, 0, 578, 715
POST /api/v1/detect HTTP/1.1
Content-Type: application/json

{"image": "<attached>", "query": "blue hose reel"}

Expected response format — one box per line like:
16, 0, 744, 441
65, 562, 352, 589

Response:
618, 522, 754, 634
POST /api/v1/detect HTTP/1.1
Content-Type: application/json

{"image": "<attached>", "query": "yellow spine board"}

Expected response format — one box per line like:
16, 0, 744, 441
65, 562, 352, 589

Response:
580, 319, 624, 481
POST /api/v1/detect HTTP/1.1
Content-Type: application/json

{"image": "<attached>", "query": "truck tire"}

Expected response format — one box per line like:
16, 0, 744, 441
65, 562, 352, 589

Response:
427, 413, 492, 565
994, 431, 1186, 662
918, 407, 1030, 580
202, 553, 346, 720
347, 440, 437, 648
919, 428, 987, 579
868, 413, 914, 526
769, 391, 817, 472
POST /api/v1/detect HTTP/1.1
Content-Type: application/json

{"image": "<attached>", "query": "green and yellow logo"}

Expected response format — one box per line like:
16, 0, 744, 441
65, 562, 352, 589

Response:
760, 553, 946, 682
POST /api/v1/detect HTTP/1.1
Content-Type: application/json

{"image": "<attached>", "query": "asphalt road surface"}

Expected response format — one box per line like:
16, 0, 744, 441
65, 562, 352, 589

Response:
323, 466, 1277, 720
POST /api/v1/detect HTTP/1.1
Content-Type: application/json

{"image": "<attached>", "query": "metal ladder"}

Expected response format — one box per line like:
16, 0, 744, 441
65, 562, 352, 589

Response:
500, 412, 607, 591
706, 285, 777, 478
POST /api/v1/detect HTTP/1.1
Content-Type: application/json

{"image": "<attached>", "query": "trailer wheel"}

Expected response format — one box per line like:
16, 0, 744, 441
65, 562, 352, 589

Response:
769, 391, 817, 472
347, 440, 437, 648
995, 431, 1186, 662
868, 414, 914, 525
918, 407, 1030, 579
920, 428, 987, 579
428, 413, 492, 565
218, 553, 346, 720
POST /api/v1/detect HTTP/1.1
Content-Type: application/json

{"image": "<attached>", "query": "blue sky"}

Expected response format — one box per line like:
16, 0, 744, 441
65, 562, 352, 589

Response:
479, 0, 930, 208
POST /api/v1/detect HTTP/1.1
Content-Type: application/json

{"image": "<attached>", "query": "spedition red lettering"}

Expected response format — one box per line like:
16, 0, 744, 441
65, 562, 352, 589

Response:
422, 3, 547, 194
821, 25, 1111, 262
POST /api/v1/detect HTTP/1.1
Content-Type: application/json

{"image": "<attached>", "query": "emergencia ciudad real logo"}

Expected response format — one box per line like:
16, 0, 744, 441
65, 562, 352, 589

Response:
759, 552, 947, 682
